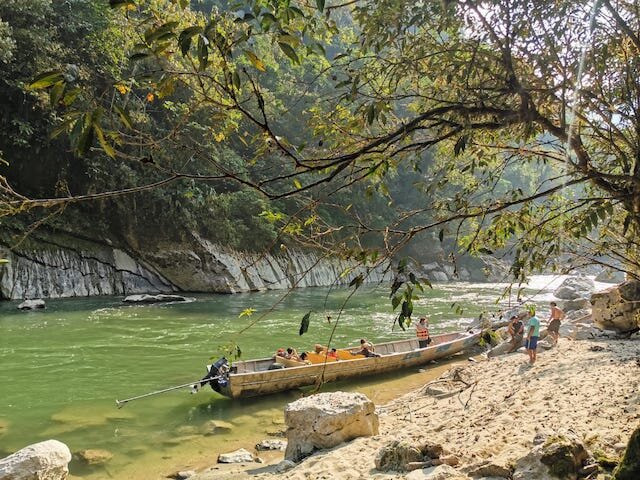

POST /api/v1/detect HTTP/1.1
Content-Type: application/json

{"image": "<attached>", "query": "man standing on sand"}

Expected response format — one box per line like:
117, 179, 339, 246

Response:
547, 301, 565, 346
524, 308, 540, 365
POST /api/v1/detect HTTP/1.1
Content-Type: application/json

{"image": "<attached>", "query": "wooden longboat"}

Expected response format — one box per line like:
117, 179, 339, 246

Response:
206, 330, 480, 399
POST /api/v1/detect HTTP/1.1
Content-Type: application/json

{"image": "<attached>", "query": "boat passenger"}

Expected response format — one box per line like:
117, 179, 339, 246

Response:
276, 348, 287, 358
356, 338, 381, 358
286, 347, 301, 361
416, 317, 432, 348
327, 348, 338, 359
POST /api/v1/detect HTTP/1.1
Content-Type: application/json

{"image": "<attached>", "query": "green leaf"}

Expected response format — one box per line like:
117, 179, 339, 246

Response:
278, 34, 300, 48
349, 273, 364, 289
145, 22, 179, 44
454, 135, 468, 156
29, 71, 64, 90
299, 311, 311, 336
398, 258, 408, 271
421, 277, 432, 289
0, 258, 10, 264
366, 104, 375, 125
49, 82, 65, 108
278, 41, 300, 64
316, 0, 325, 12
244, 50, 266, 71
74, 113, 94, 157
129, 52, 151, 62
62, 87, 80, 107
109, 0, 135, 8
232, 70, 241, 89
391, 294, 402, 310
114, 105, 133, 130
93, 123, 115, 158
398, 313, 406, 331
179, 26, 202, 56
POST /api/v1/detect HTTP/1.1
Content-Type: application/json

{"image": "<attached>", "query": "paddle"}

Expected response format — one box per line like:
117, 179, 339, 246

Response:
115, 376, 219, 408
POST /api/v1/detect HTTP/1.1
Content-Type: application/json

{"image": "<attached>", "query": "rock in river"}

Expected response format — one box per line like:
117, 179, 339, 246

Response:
122, 294, 191, 304
17, 299, 46, 310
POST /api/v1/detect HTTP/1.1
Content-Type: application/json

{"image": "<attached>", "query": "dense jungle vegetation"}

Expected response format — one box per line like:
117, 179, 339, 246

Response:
1, 0, 639, 284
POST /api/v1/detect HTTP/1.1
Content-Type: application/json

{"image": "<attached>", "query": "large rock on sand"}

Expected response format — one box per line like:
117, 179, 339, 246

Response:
284, 391, 378, 461
591, 280, 640, 332
375, 440, 423, 471
0, 439, 72, 480
613, 424, 640, 480
554, 276, 595, 300
513, 433, 588, 480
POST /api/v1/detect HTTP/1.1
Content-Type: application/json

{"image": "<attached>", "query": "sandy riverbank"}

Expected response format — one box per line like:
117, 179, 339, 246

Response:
196, 336, 640, 479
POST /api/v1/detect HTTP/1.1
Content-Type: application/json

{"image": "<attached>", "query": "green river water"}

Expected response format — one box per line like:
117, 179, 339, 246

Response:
0, 280, 557, 479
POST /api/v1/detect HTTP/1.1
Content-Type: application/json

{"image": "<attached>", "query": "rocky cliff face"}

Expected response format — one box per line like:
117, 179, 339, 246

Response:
0, 233, 389, 300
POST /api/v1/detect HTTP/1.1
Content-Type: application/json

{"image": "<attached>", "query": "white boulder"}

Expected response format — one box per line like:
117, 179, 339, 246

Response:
554, 276, 595, 300
0, 439, 72, 480
122, 294, 191, 304
255, 439, 287, 451
217, 448, 255, 463
17, 299, 46, 310
595, 269, 625, 283
284, 391, 378, 461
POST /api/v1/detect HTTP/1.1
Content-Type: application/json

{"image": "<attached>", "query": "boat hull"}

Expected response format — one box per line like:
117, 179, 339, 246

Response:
215, 331, 480, 399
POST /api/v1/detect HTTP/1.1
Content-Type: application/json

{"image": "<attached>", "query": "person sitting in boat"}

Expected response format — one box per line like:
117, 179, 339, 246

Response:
327, 348, 338, 359
355, 338, 381, 357
275, 348, 287, 358
285, 347, 301, 361
416, 317, 432, 348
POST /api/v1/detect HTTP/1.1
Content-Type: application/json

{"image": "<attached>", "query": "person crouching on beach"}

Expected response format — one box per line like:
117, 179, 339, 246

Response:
524, 308, 540, 365
507, 314, 525, 353
547, 301, 565, 346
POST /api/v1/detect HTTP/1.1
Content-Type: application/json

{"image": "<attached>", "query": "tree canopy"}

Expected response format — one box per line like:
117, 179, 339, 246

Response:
3, 0, 640, 283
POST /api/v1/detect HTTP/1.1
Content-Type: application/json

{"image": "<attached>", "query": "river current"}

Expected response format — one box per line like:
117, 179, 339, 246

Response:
0, 276, 580, 479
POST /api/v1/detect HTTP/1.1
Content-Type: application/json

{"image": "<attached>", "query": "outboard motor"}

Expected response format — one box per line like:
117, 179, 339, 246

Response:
199, 357, 229, 393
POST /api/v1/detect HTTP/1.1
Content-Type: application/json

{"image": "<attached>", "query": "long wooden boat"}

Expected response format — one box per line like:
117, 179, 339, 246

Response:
200, 330, 480, 399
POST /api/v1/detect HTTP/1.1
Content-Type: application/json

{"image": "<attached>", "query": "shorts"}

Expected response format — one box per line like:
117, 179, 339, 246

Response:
525, 336, 538, 350
548, 319, 561, 333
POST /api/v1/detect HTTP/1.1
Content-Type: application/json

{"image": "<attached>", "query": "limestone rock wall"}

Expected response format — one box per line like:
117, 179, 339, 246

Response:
0, 233, 389, 300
